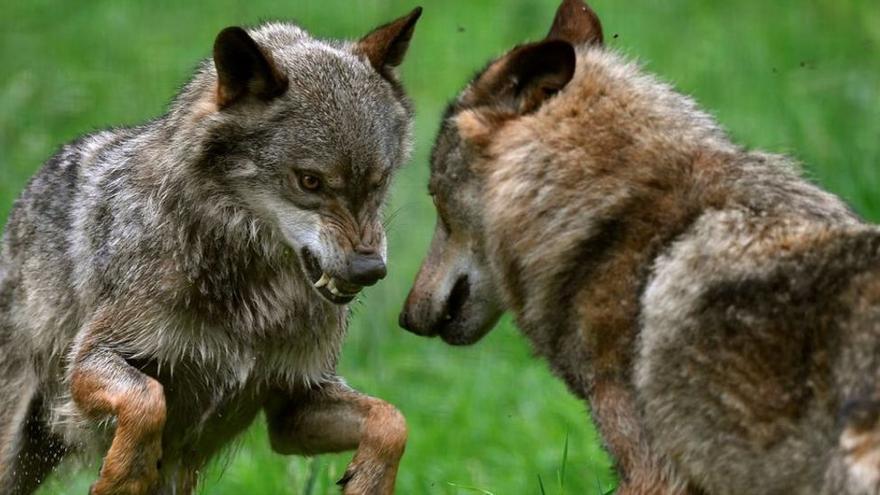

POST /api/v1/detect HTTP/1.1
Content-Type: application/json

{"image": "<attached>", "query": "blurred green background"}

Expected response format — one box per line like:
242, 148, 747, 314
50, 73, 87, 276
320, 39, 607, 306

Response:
1, 0, 878, 493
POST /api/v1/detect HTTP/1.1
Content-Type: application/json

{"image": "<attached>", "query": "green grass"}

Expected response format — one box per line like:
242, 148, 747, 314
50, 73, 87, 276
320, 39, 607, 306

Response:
1, 0, 878, 493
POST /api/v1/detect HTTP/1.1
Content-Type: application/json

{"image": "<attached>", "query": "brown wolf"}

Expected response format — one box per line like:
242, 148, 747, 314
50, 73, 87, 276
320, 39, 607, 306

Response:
0, 7, 422, 495
399, 1, 880, 493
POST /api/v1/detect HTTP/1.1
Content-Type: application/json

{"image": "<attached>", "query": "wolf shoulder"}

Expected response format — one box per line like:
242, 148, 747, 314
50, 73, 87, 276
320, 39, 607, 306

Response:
643, 206, 876, 318
2, 128, 143, 254
640, 176, 880, 353
633, 158, 880, 492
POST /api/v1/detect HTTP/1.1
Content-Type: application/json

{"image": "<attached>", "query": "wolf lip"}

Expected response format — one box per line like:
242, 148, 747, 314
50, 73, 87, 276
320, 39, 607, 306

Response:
300, 248, 361, 305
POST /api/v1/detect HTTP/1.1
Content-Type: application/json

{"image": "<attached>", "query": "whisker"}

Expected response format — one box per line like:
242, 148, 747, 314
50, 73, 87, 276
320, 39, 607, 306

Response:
383, 206, 405, 229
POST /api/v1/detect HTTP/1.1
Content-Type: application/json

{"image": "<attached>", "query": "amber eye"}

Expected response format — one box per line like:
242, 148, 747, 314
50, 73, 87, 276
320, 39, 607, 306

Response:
300, 174, 321, 191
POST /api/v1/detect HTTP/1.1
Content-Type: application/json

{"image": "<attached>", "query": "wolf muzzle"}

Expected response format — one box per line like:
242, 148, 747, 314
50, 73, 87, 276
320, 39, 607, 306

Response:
346, 251, 386, 287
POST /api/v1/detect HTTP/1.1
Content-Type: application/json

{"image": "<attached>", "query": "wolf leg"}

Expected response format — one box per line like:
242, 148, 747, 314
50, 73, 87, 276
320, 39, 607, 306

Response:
0, 356, 63, 495
1, 315, 69, 495
70, 349, 165, 495
2, 399, 69, 495
265, 380, 406, 495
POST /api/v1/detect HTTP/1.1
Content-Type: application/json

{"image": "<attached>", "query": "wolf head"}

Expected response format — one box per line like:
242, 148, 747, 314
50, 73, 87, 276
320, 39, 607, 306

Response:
173, 9, 421, 305
399, 0, 602, 344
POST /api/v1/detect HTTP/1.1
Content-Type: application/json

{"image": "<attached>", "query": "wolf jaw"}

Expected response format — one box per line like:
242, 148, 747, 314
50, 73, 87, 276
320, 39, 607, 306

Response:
302, 248, 362, 304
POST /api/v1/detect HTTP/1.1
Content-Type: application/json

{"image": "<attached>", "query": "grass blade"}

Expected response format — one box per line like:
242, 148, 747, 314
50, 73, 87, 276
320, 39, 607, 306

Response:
302, 457, 321, 495
446, 482, 496, 495
557, 433, 569, 492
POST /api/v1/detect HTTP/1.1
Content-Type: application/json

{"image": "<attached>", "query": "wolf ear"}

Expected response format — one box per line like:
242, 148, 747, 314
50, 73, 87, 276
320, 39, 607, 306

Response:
213, 27, 289, 109
547, 0, 604, 46
356, 7, 423, 79
467, 40, 576, 116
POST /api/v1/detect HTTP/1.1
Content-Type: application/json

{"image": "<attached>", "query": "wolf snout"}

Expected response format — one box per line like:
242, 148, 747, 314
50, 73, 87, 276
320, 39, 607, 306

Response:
399, 275, 468, 337
398, 288, 431, 335
345, 251, 387, 286
398, 304, 428, 336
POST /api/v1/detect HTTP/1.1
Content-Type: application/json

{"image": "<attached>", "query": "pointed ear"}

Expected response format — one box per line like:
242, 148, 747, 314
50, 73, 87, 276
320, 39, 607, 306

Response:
467, 40, 576, 115
547, 0, 604, 46
213, 27, 289, 109
356, 7, 422, 79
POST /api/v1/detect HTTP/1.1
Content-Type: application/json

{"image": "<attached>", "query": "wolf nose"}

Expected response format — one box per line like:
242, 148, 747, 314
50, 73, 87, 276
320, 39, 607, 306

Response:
399, 293, 431, 336
346, 252, 386, 286
398, 306, 428, 335
399, 308, 418, 334
397, 298, 437, 337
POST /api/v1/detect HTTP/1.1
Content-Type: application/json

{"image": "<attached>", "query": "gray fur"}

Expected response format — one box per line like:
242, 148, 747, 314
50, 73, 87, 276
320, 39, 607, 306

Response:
0, 18, 414, 494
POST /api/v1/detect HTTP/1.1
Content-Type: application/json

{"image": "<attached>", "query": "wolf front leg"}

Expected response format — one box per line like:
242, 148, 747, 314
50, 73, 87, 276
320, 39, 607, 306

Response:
70, 347, 166, 495
265, 380, 407, 494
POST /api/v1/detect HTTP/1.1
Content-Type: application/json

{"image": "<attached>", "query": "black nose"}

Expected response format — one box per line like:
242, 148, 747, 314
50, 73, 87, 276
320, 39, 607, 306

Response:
398, 309, 412, 331
346, 253, 387, 286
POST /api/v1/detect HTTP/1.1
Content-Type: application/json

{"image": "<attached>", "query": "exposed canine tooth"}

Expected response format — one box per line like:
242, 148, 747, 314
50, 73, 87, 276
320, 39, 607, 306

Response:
314, 273, 330, 288
328, 278, 342, 296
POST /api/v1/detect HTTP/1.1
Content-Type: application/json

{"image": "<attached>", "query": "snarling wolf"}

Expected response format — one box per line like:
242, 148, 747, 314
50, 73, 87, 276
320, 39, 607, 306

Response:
0, 7, 421, 494
399, 1, 880, 493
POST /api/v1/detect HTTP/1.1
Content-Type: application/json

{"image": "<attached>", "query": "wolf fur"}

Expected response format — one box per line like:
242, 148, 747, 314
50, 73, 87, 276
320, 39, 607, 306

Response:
0, 8, 421, 494
399, 1, 880, 493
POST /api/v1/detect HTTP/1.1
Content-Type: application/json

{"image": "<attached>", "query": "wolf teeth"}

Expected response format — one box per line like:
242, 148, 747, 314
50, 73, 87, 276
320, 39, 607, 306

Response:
320, 276, 361, 298
314, 273, 330, 288
327, 278, 342, 296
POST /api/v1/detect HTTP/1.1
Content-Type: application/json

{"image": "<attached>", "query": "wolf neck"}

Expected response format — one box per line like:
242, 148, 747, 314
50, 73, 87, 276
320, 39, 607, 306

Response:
487, 155, 717, 396
482, 48, 738, 397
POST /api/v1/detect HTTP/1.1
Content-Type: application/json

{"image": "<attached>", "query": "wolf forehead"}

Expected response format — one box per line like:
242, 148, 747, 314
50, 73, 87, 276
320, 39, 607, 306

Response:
426, 54, 513, 191
427, 107, 470, 193
200, 22, 413, 174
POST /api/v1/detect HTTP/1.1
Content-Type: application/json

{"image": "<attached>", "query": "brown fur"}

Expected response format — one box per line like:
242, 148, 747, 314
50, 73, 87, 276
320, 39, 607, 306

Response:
401, 2, 880, 493
265, 385, 407, 494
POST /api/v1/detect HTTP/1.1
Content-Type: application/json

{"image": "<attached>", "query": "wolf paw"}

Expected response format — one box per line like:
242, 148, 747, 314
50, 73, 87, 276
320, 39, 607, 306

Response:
89, 447, 162, 495
89, 473, 159, 495
336, 461, 394, 495
336, 468, 355, 487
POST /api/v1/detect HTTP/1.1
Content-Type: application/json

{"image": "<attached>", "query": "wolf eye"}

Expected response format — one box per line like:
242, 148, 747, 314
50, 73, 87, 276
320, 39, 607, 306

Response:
300, 174, 321, 191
